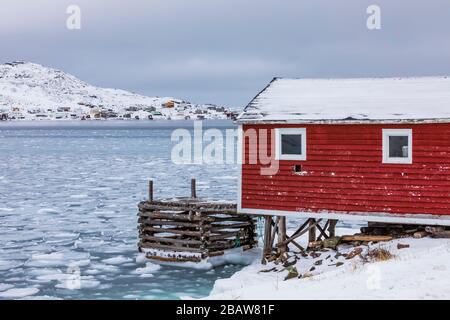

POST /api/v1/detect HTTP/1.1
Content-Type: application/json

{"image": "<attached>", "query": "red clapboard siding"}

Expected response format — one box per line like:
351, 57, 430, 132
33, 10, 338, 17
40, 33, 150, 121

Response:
241, 123, 450, 216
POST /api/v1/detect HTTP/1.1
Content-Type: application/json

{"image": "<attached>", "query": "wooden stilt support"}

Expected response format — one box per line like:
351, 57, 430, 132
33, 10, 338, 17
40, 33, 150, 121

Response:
328, 219, 338, 237
277, 218, 321, 248
262, 216, 273, 264
308, 218, 317, 243
316, 220, 330, 240
278, 216, 287, 255
269, 217, 280, 251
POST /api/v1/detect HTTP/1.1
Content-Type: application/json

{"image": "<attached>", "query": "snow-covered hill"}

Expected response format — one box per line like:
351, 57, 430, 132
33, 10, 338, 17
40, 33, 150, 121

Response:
0, 61, 233, 121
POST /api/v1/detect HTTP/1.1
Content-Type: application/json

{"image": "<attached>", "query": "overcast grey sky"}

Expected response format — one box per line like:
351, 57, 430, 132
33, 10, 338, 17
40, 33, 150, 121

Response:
1, 0, 450, 108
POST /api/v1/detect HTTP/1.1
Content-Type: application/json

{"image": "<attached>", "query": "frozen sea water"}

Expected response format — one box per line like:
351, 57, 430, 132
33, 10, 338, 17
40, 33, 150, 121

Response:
0, 120, 245, 300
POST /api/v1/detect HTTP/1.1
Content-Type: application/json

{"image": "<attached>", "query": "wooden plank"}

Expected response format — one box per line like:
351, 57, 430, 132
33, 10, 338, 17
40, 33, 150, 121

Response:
242, 174, 450, 186
277, 219, 323, 247
138, 211, 208, 222
139, 219, 204, 229
289, 239, 305, 252
242, 190, 450, 206
340, 235, 393, 242
243, 179, 450, 192
208, 232, 241, 241
210, 222, 254, 230
243, 184, 450, 198
243, 169, 450, 182
141, 235, 203, 245
146, 255, 202, 263
140, 226, 203, 237
316, 220, 330, 240
242, 201, 450, 216
208, 251, 225, 257
139, 201, 237, 212
242, 198, 450, 214
207, 216, 255, 222
139, 242, 204, 253
207, 239, 254, 251
430, 230, 450, 238
243, 195, 450, 211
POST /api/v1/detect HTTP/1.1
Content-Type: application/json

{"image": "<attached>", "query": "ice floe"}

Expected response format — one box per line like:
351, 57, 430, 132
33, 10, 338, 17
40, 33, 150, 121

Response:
0, 287, 39, 299
26, 251, 91, 268
0, 260, 24, 271
103, 256, 133, 265
135, 262, 161, 275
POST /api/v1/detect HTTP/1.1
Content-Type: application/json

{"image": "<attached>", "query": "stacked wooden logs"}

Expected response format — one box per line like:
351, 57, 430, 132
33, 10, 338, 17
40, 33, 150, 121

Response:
138, 200, 257, 262
360, 222, 450, 239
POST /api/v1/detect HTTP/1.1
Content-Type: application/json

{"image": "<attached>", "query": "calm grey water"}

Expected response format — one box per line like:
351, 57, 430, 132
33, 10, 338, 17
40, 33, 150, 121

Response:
0, 120, 247, 300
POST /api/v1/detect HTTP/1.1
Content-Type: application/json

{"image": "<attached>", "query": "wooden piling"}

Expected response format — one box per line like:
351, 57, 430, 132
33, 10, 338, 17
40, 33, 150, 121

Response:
191, 178, 197, 199
148, 180, 154, 202
278, 216, 287, 254
328, 219, 338, 237
308, 218, 317, 243
262, 216, 273, 264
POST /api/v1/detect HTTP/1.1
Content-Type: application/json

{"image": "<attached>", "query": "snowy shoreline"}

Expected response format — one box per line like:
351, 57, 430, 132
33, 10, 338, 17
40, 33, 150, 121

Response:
205, 224, 450, 300
0, 119, 236, 129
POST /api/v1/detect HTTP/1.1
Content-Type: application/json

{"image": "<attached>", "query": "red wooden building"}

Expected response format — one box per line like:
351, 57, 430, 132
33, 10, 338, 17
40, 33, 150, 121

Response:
237, 77, 450, 226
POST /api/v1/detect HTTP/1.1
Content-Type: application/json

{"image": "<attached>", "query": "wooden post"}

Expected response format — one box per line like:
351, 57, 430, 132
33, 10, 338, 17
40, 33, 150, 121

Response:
278, 216, 287, 255
148, 180, 154, 202
308, 218, 317, 243
269, 217, 280, 251
328, 219, 338, 238
199, 217, 209, 259
191, 178, 197, 199
262, 216, 272, 264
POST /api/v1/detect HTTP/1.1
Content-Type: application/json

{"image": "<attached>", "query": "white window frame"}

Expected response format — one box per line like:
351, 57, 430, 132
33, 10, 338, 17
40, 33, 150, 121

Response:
382, 129, 413, 164
275, 128, 307, 161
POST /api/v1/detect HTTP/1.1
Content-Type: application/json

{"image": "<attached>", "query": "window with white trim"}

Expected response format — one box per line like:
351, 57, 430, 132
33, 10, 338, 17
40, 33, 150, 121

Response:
382, 129, 412, 164
275, 128, 307, 160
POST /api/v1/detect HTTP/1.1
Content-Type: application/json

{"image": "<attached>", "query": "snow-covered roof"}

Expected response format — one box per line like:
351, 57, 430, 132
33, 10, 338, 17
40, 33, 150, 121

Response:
238, 77, 450, 123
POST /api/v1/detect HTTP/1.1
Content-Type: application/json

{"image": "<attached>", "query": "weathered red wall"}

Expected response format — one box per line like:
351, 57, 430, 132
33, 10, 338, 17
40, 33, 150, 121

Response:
241, 123, 450, 216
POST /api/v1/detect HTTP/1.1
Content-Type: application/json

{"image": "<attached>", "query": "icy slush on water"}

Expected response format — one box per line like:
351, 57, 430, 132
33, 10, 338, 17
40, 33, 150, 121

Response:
0, 121, 249, 300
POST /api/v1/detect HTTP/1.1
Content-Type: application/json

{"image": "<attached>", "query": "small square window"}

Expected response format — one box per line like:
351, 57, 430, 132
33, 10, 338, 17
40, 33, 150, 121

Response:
389, 136, 409, 158
282, 134, 302, 155
383, 129, 412, 164
275, 128, 306, 160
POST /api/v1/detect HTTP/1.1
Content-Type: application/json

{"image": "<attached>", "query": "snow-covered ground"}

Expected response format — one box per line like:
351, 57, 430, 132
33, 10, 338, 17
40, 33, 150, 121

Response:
207, 225, 450, 300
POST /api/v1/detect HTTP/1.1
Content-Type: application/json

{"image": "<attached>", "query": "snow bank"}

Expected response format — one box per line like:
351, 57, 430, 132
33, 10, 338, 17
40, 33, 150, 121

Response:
207, 236, 450, 300
140, 247, 260, 270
